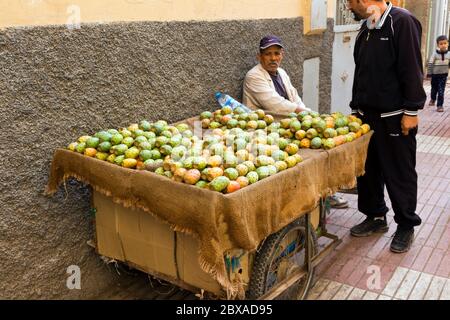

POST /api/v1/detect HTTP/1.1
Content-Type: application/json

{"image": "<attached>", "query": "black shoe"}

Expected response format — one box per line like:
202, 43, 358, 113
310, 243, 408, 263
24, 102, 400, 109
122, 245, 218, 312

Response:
390, 228, 414, 253
350, 217, 389, 237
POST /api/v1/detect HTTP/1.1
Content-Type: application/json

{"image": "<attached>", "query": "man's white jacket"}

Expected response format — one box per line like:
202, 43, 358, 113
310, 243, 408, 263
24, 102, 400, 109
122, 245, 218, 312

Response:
243, 64, 307, 115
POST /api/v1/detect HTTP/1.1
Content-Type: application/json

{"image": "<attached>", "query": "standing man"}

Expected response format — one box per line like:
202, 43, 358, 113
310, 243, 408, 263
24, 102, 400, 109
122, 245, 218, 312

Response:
243, 35, 349, 209
346, 1, 426, 253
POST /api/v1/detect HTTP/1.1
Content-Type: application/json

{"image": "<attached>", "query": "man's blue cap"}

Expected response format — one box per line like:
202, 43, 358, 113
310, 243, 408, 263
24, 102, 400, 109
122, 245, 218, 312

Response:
259, 35, 284, 50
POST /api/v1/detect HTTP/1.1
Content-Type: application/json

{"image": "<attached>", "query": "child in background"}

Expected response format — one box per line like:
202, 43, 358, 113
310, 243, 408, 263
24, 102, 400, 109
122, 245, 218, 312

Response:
428, 35, 450, 112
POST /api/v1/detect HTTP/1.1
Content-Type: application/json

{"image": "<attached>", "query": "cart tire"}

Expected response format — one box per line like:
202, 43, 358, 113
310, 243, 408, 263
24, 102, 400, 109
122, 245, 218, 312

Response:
247, 217, 318, 300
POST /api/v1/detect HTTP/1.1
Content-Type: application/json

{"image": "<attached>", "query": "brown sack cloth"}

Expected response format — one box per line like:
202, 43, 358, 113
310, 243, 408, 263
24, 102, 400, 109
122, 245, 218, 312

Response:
46, 131, 372, 295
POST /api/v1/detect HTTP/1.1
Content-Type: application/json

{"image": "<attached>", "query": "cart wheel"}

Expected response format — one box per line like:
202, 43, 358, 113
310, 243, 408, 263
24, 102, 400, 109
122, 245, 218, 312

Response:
247, 217, 318, 300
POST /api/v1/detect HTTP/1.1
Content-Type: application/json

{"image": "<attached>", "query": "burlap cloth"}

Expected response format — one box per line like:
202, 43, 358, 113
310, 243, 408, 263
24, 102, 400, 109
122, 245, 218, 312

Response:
46, 124, 372, 295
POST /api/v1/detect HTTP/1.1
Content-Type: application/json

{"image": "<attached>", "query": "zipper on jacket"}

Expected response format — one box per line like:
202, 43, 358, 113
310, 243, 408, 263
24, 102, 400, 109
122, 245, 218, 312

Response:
366, 30, 371, 41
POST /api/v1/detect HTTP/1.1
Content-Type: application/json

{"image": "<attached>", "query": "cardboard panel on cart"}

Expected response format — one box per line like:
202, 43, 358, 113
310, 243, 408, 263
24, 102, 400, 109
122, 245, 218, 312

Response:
94, 190, 224, 294
94, 192, 125, 261
176, 232, 223, 295
116, 203, 178, 278
94, 191, 178, 277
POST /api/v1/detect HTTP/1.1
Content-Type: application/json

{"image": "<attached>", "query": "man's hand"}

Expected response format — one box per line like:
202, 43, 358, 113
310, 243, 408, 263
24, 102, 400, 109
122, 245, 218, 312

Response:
401, 115, 419, 136
295, 106, 312, 113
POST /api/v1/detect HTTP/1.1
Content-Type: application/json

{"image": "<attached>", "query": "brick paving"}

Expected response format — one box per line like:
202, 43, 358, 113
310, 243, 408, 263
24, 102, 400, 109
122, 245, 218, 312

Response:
309, 81, 450, 300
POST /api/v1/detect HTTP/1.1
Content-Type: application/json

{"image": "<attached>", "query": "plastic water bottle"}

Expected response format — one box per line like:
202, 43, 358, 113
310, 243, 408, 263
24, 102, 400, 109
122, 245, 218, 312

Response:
215, 92, 252, 112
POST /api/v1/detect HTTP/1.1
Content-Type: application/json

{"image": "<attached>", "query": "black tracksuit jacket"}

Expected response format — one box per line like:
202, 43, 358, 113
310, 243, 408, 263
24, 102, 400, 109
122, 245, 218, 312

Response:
350, 5, 427, 118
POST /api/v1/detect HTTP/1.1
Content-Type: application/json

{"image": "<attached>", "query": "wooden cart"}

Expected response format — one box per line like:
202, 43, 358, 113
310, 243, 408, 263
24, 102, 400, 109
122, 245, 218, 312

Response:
92, 183, 341, 300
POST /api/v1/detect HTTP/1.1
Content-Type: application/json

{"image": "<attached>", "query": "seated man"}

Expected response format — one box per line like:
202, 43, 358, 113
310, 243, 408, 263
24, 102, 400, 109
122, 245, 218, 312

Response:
243, 35, 308, 114
243, 35, 348, 209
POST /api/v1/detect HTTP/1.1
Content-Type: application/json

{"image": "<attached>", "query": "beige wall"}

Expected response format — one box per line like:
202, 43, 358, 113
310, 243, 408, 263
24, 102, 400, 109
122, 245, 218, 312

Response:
404, 0, 431, 68
0, 0, 334, 29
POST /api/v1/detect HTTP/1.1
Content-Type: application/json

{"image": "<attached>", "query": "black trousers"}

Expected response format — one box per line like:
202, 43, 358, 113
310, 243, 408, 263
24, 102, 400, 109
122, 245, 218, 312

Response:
431, 74, 447, 107
357, 112, 421, 230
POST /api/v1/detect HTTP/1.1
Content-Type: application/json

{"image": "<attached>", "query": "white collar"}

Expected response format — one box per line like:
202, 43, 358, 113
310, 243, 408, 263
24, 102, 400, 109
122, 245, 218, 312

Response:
375, 2, 393, 29
257, 63, 281, 80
